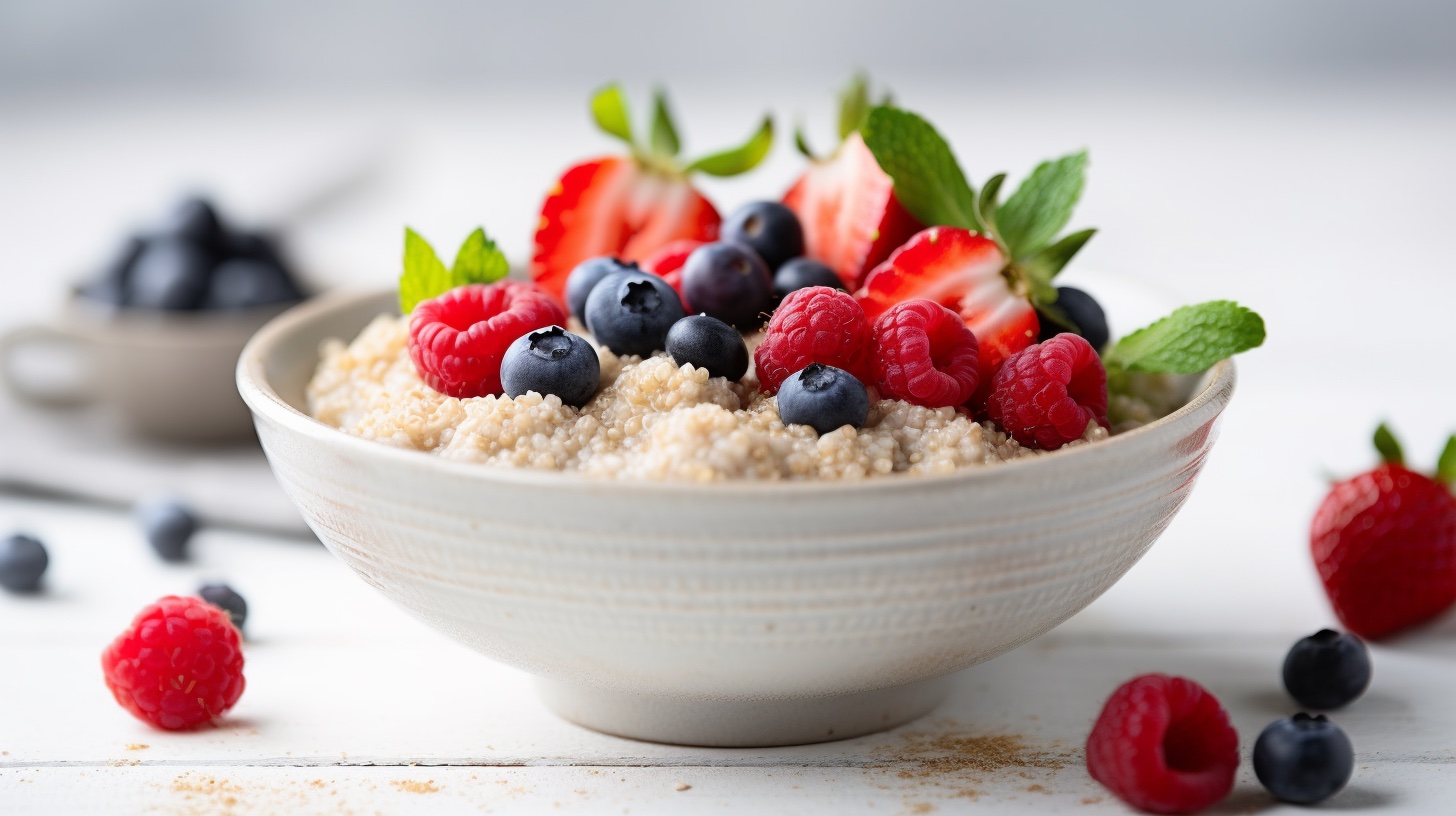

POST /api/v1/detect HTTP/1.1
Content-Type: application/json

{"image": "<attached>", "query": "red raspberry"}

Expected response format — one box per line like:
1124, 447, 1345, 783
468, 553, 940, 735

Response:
869, 299, 980, 408
753, 286, 870, 395
409, 281, 568, 398
101, 596, 246, 731
1086, 674, 1239, 814
986, 333, 1108, 450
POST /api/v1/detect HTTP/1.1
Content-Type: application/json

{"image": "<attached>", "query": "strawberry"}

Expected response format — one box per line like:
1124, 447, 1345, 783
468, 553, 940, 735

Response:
531, 85, 773, 300
782, 77, 922, 291
639, 238, 705, 308
1311, 425, 1456, 640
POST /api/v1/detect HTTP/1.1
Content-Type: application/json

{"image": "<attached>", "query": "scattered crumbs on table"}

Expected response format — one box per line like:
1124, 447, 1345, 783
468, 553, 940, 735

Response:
124, 743, 149, 751
1027, 784, 1048, 793
1080, 796, 1104, 805
107, 759, 141, 767
674, 782, 692, 792
309, 779, 326, 789
390, 779, 439, 794
907, 803, 936, 814
869, 718, 1078, 806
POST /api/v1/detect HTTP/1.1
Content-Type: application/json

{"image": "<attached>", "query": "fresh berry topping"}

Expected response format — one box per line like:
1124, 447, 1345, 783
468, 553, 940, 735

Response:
666, 315, 749, 381
101, 595, 246, 731
773, 257, 845, 301
1086, 674, 1239, 815
202, 258, 302, 310
159, 195, 226, 249
680, 242, 774, 329
409, 281, 568, 398
500, 326, 602, 408
127, 238, 215, 311
136, 498, 199, 563
0, 533, 48, 593
199, 583, 248, 632
583, 272, 686, 357
1252, 714, 1354, 806
987, 334, 1109, 451
639, 239, 703, 306
753, 286, 871, 395
777, 364, 870, 436
1037, 285, 1109, 351
1282, 629, 1371, 710
720, 201, 804, 271
869, 300, 980, 408
1311, 426, 1456, 639
565, 256, 637, 323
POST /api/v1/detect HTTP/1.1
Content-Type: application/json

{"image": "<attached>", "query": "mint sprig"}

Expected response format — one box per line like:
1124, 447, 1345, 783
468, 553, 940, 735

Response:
1103, 301, 1266, 374
398, 227, 510, 314
997, 151, 1088, 259
589, 83, 772, 178
861, 106, 980, 232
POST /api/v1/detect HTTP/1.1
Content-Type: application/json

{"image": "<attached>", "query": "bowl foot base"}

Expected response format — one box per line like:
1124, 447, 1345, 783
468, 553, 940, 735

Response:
535, 675, 954, 748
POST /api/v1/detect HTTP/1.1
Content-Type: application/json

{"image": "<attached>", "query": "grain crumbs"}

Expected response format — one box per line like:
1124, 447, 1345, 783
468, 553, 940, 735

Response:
391, 779, 439, 794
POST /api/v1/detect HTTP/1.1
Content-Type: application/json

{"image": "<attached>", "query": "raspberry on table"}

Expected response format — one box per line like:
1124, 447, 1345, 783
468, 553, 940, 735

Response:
1086, 674, 1240, 815
752, 286, 871, 395
869, 299, 980, 408
986, 333, 1108, 450
101, 595, 246, 731
409, 281, 568, 398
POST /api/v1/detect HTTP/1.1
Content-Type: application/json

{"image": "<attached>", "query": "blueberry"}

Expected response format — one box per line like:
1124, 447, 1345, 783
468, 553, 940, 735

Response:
199, 583, 248, 631
1253, 713, 1354, 805
1283, 629, 1371, 710
0, 534, 48, 593
224, 230, 287, 268
773, 257, 844, 301
583, 272, 685, 357
202, 259, 304, 310
566, 257, 636, 324
77, 235, 146, 306
666, 315, 749, 381
777, 364, 870, 435
158, 195, 226, 250
1037, 286, 1109, 351
681, 242, 774, 330
126, 238, 215, 310
500, 326, 601, 407
721, 201, 804, 271
136, 498, 199, 563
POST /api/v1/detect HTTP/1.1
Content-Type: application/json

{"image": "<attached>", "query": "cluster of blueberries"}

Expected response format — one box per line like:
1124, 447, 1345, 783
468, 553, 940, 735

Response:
501, 201, 871, 434
77, 195, 306, 312
0, 499, 247, 632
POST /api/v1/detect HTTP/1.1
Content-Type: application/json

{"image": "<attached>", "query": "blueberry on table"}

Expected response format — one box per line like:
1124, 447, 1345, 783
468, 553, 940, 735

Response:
199, 583, 248, 631
202, 259, 304, 310
773, 257, 844, 301
566, 257, 637, 324
777, 364, 870, 435
666, 315, 749, 381
681, 242, 774, 330
1253, 713, 1354, 805
158, 195, 226, 250
0, 533, 48, 593
136, 498, 199, 563
500, 326, 601, 408
583, 272, 686, 357
1037, 286, 1109, 352
1282, 629, 1371, 710
77, 235, 146, 306
721, 201, 804, 271
126, 239, 215, 310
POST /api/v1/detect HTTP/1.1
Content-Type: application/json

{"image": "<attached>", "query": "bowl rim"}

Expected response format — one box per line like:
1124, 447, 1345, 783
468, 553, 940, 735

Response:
238, 287, 1236, 497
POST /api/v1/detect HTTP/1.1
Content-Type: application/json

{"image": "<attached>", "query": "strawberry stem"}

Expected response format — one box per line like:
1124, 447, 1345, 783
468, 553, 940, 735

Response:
1373, 422, 1405, 466
1437, 435, 1456, 487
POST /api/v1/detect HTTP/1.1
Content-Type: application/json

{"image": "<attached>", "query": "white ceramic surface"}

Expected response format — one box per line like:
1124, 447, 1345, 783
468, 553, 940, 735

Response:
237, 288, 1236, 747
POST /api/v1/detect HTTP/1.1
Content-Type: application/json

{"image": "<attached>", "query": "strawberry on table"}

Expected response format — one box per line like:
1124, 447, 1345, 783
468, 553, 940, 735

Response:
531, 85, 774, 300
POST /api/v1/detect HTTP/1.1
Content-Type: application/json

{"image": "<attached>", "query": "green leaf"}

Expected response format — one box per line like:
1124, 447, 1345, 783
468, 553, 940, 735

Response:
686, 116, 774, 177
1104, 301, 1266, 374
1019, 228, 1097, 291
974, 172, 1006, 244
838, 73, 869, 140
860, 106, 979, 231
590, 83, 634, 146
649, 89, 680, 157
1373, 423, 1405, 466
793, 124, 818, 160
1437, 434, 1456, 485
998, 151, 1088, 259
398, 227, 452, 315
450, 227, 510, 286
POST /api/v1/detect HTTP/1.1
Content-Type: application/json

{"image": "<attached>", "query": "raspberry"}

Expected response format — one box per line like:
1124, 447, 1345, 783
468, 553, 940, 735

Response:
101, 596, 246, 731
986, 333, 1108, 450
869, 299, 980, 408
1086, 674, 1240, 814
409, 281, 568, 398
752, 286, 870, 395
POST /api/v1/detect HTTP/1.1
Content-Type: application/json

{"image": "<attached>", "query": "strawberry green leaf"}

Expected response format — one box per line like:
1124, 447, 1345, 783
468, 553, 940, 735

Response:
1373, 423, 1405, 467
590, 83, 634, 146
399, 227, 452, 315
793, 124, 818, 161
861, 106, 980, 232
1103, 301, 1265, 374
974, 172, 1007, 249
1437, 434, 1456, 485
838, 73, 869, 141
687, 115, 774, 177
998, 151, 1088, 259
1019, 228, 1097, 288
450, 227, 510, 286
649, 89, 681, 157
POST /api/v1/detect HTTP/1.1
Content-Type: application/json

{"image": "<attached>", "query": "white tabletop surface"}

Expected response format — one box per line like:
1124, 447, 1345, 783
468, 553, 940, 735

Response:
2, 80, 1455, 814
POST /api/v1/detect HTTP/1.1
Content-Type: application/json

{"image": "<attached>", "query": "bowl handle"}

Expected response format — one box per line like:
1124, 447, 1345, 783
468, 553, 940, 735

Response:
0, 322, 99, 408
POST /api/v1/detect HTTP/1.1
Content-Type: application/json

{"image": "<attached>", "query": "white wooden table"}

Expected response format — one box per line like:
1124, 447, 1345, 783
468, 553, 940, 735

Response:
2, 81, 1455, 813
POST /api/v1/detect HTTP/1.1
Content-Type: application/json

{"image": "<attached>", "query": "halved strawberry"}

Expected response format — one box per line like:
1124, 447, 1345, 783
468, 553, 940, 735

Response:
531, 85, 773, 300
639, 238, 705, 308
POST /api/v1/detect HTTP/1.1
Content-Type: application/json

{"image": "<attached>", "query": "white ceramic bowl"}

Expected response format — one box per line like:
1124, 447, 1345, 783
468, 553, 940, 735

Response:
238, 288, 1236, 747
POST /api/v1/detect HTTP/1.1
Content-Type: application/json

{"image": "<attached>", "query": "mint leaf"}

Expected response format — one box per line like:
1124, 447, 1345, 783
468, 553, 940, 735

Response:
861, 106, 979, 231
686, 116, 774, 177
399, 228, 451, 314
1019, 228, 1097, 293
1104, 301, 1265, 374
973, 172, 1006, 245
838, 73, 869, 141
450, 227, 509, 286
1373, 423, 1405, 467
997, 151, 1088, 259
590, 83, 634, 146
649, 89, 680, 157
1437, 435, 1456, 485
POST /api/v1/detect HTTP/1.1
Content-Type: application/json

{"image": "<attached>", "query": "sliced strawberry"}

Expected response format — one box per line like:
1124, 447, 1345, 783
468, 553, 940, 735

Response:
783, 132, 923, 291
857, 226, 1039, 400
640, 238, 705, 308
